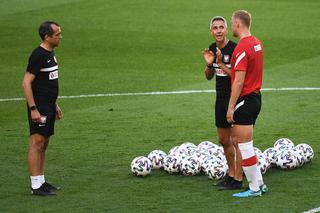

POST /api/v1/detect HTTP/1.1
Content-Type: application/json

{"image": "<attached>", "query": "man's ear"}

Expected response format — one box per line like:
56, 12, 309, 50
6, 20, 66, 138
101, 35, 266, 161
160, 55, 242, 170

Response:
44, 34, 50, 41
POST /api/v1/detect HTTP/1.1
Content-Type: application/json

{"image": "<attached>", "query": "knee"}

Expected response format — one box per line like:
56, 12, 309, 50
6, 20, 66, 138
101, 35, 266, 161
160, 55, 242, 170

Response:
30, 136, 46, 151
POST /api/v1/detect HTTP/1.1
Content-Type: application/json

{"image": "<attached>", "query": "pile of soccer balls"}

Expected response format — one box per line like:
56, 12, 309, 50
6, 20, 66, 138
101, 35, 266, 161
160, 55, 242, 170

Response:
264, 138, 314, 170
130, 138, 314, 178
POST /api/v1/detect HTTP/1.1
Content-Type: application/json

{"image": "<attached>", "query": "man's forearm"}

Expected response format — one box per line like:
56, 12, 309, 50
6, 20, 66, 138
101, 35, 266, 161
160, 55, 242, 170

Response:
22, 81, 35, 107
229, 80, 243, 109
204, 67, 214, 80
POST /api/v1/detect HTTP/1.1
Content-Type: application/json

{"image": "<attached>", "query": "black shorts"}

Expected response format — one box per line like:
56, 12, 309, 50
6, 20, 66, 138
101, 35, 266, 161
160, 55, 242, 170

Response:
27, 102, 56, 137
215, 96, 232, 128
233, 92, 261, 125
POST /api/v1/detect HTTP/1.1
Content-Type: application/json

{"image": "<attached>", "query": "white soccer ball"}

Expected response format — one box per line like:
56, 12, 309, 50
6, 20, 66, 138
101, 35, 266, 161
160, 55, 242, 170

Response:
291, 147, 306, 167
274, 138, 295, 151
197, 141, 218, 151
210, 146, 226, 163
180, 156, 201, 176
257, 155, 268, 175
295, 143, 314, 163
163, 155, 181, 174
263, 147, 279, 166
178, 142, 197, 156
207, 160, 227, 180
168, 145, 180, 155
254, 147, 263, 157
131, 156, 152, 176
147, 150, 167, 169
201, 155, 219, 175
276, 150, 297, 169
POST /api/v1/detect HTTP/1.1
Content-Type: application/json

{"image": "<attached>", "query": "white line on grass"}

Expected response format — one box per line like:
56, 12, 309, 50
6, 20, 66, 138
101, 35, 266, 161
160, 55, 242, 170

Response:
1, 87, 320, 102
302, 207, 320, 213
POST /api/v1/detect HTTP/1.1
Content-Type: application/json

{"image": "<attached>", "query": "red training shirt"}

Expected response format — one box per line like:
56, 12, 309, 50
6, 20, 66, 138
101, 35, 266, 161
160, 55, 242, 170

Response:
231, 35, 263, 97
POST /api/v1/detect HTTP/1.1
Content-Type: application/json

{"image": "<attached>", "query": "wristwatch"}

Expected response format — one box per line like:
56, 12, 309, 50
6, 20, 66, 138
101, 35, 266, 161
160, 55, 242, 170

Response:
29, 105, 37, 111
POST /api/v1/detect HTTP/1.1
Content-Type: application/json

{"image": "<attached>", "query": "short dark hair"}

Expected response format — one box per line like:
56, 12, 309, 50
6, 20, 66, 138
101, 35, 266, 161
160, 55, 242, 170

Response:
38, 21, 60, 40
233, 10, 251, 28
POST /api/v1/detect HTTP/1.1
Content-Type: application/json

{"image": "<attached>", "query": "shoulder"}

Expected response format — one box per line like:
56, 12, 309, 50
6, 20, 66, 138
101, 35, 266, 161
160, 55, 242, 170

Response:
29, 46, 49, 61
209, 42, 217, 51
225, 40, 237, 52
228, 40, 237, 48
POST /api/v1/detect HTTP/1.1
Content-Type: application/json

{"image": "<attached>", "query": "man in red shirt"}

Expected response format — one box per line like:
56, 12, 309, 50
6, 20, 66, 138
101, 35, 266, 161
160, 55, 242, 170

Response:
227, 10, 268, 198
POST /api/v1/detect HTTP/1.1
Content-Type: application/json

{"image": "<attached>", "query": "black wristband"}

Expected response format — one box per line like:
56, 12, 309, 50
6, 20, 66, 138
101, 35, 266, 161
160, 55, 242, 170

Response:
29, 105, 37, 111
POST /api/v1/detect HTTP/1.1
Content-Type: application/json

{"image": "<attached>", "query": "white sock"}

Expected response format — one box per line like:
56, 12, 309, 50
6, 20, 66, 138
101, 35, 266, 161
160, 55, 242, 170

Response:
30, 176, 42, 189
238, 141, 261, 192
242, 165, 260, 191
257, 169, 264, 186
40, 175, 45, 184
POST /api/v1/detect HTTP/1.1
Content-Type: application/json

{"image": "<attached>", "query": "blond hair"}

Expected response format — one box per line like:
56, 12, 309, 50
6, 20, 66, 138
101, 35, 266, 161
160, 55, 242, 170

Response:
232, 10, 251, 28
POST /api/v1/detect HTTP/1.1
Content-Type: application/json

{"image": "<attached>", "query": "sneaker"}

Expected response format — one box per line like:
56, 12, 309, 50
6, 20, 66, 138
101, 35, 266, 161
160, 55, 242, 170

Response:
213, 175, 233, 187
42, 182, 61, 191
260, 184, 268, 194
218, 180, 243, 191
31, 185, 56, 196
243, 184, 268, 194
232, 189, 262, 198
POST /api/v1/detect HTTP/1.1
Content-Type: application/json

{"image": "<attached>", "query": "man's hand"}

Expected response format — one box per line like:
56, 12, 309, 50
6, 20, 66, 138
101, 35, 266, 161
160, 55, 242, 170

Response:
31, 109, 42, 123
227, 107, 235, 124
203, 48, 214, 65
56, 104, 63, 120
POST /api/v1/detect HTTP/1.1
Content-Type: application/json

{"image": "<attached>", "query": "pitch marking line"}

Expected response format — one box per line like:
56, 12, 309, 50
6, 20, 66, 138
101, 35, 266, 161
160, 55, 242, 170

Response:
1, 87, 320, 102
302, 207, 320, 213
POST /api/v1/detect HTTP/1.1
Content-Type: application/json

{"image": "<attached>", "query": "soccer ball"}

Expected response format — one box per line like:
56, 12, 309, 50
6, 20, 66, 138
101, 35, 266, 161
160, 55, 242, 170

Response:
168, 145, 180, 155
295, 143, 314, 163
163, 155, 181, 174
291, 147, 305, 167
131, 156, 152, 176
254, 147, 263, 157
201, 155, 220, 175
197, 141, 219, 151
147, 150, 167, 169
274, 138, 294, 151
257, 155, 268, 174
180, 156, 201, 176
178, 142, 197, 156
276, 150, 297, 169
211, 146, 226, 163
207, 160, 227, 180
263, 147, 279, 166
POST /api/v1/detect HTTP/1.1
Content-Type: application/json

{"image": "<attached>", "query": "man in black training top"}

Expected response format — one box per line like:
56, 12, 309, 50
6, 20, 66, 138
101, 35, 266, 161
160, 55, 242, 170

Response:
22, 21, 63, 196
203, 16, 243, 190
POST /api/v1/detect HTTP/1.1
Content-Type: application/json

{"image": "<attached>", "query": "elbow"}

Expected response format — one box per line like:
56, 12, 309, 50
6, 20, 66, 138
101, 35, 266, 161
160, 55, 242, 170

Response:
22, 80, 27, 90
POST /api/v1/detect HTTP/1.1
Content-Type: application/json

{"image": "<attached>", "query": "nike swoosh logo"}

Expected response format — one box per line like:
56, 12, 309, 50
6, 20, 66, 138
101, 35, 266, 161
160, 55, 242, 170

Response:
47, 60, 51, 63
39, 124, 46, 127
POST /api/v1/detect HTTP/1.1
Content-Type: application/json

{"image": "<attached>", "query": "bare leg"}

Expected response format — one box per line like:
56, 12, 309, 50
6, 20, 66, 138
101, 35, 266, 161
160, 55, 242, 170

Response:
28, 134, 47, 176
233, 124, 261, 192
40, 137, 50, 176
231, 135, 243, 181
217, 128, 235, 177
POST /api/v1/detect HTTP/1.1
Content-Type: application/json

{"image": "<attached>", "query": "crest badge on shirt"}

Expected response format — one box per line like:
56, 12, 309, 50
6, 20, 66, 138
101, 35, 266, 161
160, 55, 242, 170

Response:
223, 55, 230, 63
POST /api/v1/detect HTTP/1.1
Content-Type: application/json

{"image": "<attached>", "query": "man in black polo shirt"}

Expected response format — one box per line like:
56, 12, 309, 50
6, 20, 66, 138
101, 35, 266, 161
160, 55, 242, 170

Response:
203, 16, 243, 190
22, 21, 63, 196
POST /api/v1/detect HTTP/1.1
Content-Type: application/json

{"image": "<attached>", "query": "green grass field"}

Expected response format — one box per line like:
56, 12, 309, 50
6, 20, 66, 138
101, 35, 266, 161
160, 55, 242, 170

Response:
0, 0, 320, 212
